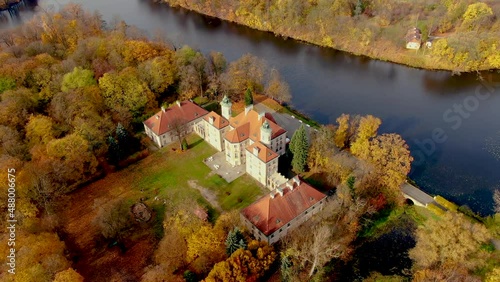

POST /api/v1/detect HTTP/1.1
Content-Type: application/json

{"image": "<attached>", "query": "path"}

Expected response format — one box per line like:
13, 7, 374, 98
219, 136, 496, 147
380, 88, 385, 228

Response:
187, 180, 222, 212
401, 182, 446, 211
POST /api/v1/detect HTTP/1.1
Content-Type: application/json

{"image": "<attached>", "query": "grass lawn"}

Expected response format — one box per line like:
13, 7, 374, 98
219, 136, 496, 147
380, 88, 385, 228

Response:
134, 134, 265, 212
359, 205, 432, 238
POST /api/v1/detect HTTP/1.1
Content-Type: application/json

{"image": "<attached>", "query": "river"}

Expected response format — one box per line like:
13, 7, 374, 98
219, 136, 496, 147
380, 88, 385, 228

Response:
2, 0, 499, 215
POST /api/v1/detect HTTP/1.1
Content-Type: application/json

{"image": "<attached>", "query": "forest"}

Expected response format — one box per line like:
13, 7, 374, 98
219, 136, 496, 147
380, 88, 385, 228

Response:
163, 0, 500, 72
0, 3, 499, 282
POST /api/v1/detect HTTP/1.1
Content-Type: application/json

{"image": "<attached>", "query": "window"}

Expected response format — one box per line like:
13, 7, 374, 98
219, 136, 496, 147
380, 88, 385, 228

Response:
271, 234, 274, 238
287, 223, 290, 227
279, 228, 283, 233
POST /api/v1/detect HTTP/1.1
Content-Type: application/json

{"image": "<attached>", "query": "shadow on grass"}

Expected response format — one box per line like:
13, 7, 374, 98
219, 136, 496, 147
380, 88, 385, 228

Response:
188, 137, 204, 149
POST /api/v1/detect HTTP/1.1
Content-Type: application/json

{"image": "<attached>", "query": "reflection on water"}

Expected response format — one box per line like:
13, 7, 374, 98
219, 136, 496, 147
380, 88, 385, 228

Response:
3, 0, 500, 215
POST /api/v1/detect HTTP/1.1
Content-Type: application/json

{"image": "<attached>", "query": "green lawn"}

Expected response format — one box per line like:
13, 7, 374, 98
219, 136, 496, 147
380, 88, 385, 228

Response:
131, 134, 264, 214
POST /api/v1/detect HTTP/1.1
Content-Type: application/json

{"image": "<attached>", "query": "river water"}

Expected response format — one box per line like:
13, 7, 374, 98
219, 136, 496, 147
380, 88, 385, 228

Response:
3, 0, 499, 214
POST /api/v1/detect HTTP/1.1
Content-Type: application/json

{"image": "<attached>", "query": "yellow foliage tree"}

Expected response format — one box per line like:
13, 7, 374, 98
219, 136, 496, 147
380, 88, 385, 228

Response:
410, 212, 492, 275
186, 225, 226, 266
122, 40, 164, 65
26, 115, 56, 147
367, 133, 413, 192
334, 114, 350, 149
205, 240, 276, 282
53, 268, 84, 282
350, 115, 381, 159
462, 2, 493, 31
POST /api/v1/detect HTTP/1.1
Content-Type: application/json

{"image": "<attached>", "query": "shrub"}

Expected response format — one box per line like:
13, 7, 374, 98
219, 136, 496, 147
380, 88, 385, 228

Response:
434, 195, 458, 211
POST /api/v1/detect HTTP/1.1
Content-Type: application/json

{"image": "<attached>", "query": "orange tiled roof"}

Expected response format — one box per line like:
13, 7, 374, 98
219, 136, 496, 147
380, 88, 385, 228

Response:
204, 111, 229, 129
143, 101, 208, 135
241, 181, 326, 236
246, 141, 279, 163
224, 122, 250, 143
225, 108, 286, 143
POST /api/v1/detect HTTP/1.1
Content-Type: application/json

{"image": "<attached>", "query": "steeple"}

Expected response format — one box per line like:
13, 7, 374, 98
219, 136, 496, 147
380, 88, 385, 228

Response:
220, 95, 232, 120
260, 120, 272, 145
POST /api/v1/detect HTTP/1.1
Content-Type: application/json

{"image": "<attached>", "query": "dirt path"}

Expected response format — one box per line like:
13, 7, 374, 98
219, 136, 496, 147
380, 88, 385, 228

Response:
188, 180, 222, 212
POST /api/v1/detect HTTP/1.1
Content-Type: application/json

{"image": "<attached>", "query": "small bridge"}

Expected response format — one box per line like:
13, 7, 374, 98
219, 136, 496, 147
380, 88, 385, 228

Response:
401, 182, 446, 211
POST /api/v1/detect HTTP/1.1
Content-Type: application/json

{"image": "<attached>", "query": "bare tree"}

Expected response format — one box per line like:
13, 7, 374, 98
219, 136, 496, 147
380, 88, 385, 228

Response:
170, 116, 188, 150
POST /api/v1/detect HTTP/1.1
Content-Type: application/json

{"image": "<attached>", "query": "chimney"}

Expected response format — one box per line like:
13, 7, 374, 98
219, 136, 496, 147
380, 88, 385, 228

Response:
161, 106, 166, 113
293, 176, 300, 188
270, 191, 275, 199
209, 116, 215, 124
253, 146, 260, 156
155, 115, 160, 119
176, 101, 181, 107
244, 104, 253, 116
258, 112, 265, 121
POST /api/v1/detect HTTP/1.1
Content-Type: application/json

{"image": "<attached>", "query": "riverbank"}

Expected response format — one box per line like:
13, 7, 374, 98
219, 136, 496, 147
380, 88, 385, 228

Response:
160, 0, 500, 72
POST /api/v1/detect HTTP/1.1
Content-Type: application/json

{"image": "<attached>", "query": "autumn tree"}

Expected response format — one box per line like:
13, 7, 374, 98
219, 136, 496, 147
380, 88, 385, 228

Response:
61, 66, 96, 92
265, 68, 291, 103
0, 231, 71, 282
282, 189, 366, 279
26, 115, 56, 147
50, 86, 114, 156
350, 115, 381, 159
461, 2, 493, 31
122, 40, 164, 65
186, 224, 226, 274
0, 125, 28, 159
92, 198, 134, 241
334, 114, 350, 149
45, 133, 99, 190
0, 88, 37, 130
98, 67, 156, 116
206, 51, 227, 98
176, 46, 207, 99
308, 125, 336, 172
409, 212, 492, 278
289, 124, 309, 173
138, 52, 177, 95
0, 76, 16, 94
367, 133, 413, 201
53, 268, 84, 282
205, 240, 276, 282
221, 53, 266, 100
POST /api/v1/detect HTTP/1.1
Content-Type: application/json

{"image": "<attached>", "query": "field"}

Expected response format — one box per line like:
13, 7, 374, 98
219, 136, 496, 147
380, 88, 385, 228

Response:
57, 134, 265, 281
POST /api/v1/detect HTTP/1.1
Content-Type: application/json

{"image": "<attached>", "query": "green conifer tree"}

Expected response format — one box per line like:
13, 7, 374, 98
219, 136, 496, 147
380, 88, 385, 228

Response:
244, 88, 253, 106
289, 125, 309, 173
225, 227, 247, 256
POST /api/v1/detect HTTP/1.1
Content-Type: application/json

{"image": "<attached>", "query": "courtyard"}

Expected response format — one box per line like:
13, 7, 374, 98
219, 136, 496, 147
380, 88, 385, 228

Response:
203, 151, 246, 183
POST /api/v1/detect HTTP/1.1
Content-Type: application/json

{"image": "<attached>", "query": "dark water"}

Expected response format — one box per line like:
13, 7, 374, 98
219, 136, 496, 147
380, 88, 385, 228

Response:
3, 0, 500, 215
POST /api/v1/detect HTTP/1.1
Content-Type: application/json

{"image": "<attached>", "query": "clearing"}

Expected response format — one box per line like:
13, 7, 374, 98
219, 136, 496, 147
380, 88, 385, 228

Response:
57, 134, 264, 281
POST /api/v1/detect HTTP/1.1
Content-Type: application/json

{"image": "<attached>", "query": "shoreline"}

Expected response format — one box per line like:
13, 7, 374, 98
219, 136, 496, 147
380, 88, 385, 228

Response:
159, 1, 499, 73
